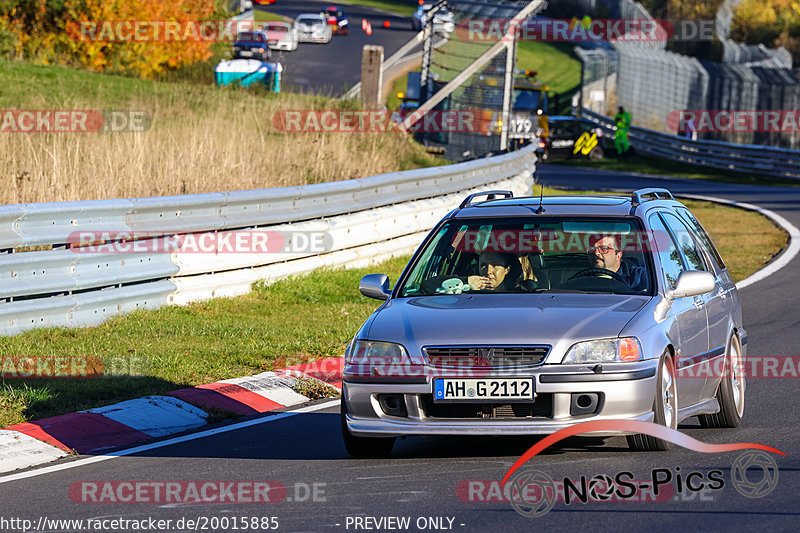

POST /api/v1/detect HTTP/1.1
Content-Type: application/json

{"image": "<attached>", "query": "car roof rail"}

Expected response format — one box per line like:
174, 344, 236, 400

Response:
631, 188, 674, 206
459, 190, 513, 209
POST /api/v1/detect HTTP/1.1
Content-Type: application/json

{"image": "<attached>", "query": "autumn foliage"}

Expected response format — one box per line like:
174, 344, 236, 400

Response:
0, 0, 226, 78
730, 0, 800, 64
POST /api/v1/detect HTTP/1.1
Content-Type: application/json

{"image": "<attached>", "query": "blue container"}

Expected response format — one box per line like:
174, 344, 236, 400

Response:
215, 60, 282, 91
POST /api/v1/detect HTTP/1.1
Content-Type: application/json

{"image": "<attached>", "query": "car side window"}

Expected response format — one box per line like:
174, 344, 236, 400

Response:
675, 207, 727, 270
648, 213, 685, 291
661, 213, 707, 272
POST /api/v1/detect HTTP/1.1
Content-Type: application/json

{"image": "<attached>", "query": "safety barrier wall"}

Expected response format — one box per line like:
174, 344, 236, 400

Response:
581, 108, 800, 180
0, 145, 537, 336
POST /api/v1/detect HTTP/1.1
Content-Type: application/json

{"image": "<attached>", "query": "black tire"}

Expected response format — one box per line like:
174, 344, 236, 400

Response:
627, 352, 677, 451
341, 397, 395, 457
699, 335, 744, 428
588, 145, 604, 161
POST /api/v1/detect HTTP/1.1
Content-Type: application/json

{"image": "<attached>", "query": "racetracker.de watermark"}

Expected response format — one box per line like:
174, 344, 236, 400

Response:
678, 356, 800, 379
457, 18, 716, 42
668, 110, 800, 133
0, 110, 151, 133
68, 230, 332, 254
69, 481, 326, 504
67, 20, 279, 42
1, 355, 152, 378
273, 110, 483, 133
450, 229, 674, 254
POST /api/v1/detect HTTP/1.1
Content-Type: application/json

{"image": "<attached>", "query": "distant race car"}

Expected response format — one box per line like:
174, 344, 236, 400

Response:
232, 30, 271, 61
262, 21, 298, 52
295, 13, 333, 43
538, 116, 609, 161
322, 6, 349, 35
411, 3, 455, 33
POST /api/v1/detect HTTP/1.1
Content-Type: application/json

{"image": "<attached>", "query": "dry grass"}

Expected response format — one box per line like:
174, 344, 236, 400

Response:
0, 61, 445, 204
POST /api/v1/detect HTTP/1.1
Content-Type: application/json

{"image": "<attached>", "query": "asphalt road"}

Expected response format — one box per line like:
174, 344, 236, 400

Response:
1, 167, 798, 532
258, 1, 418, 96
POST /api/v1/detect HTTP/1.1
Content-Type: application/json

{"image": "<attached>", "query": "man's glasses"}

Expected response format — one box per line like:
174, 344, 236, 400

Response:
587, 245, 617, 254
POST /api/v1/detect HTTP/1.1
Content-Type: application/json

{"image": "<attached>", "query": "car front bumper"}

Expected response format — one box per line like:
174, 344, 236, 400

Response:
343, 360, 659, 437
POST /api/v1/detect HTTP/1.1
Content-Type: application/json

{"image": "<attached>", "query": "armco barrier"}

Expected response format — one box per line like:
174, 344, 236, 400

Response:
0, 145, 536, 336
581, 108, 800, 180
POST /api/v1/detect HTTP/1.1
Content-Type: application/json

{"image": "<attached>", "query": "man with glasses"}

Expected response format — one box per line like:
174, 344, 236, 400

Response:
586, 234, 647, 291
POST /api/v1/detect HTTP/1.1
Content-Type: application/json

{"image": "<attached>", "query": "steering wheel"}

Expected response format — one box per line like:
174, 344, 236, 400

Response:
569, 268, 627, 284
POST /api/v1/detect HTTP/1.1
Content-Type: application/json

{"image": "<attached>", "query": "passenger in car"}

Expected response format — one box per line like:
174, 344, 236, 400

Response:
468, 251, 522, 291
587, 234, 647, 291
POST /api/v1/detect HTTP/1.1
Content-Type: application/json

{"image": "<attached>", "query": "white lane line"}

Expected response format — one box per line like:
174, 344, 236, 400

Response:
0, 399, 340, 485
676, 193, 800, 290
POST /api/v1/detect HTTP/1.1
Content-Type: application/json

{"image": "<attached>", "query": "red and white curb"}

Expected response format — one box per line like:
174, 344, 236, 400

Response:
0, 357, 343, 474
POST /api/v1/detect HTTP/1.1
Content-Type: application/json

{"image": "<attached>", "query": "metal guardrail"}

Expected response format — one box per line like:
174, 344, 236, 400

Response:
0, 145, 537, 336
581, 109, 800, 180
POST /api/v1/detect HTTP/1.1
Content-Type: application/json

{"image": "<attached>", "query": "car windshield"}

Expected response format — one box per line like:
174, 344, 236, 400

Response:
297, 16, 322, 25
398, 217, 654, 296
513, 89, 544, 111
236, 32, 265, 42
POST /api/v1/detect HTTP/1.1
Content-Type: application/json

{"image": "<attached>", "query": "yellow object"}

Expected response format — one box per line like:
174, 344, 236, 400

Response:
573, 132, 598, 155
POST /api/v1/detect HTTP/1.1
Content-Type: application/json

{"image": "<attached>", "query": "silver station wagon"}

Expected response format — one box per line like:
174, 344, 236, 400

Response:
341, 189, 746, 456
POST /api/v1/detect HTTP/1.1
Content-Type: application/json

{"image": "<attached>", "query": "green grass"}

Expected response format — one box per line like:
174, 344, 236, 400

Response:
551, 153, 800, 188
254, 10, 291, 23
0, 255, 410, 427
516, 41, 581, 100
0, 189, 787, 426
0, 60, 159, 108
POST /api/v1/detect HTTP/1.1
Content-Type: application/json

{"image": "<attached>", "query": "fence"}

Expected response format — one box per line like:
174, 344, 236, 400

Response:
570, 0, 800, 149
0, 145, 537, 337
581, 108, 800, 179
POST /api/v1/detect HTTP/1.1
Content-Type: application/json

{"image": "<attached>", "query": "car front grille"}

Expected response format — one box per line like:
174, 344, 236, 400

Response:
424, 346, 550, 368
419, 393, 553, 419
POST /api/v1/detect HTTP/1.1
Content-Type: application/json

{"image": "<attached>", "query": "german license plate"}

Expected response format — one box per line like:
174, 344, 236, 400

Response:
434, 378, 534, 402
240, 50, 253, 57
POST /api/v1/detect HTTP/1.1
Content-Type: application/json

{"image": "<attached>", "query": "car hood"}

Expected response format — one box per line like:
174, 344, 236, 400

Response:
366, 293, 649, 361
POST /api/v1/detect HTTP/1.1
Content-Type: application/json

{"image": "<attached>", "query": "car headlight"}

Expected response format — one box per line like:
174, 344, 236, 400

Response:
562, 338, 642, 364
346, 340, 409, 365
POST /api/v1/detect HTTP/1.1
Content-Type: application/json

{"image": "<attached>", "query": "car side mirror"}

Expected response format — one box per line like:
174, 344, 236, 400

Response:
667, 270, 715, 300
360, 274, 391, 300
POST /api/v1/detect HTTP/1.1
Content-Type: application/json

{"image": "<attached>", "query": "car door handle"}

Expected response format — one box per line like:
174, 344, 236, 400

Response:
693, 296, 704, 309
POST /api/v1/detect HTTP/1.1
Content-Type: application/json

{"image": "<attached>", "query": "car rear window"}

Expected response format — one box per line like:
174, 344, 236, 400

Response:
236, 32, 265, 42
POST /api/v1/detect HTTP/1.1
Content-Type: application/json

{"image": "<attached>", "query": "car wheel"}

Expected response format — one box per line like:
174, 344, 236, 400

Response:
627, 352, 677, 451
588, 145, 604, 161
699, 335, 744, 428
341, 397, 395, 457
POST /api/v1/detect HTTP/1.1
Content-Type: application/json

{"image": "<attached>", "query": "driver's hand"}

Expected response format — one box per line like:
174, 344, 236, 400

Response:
468, 275, 491, 290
